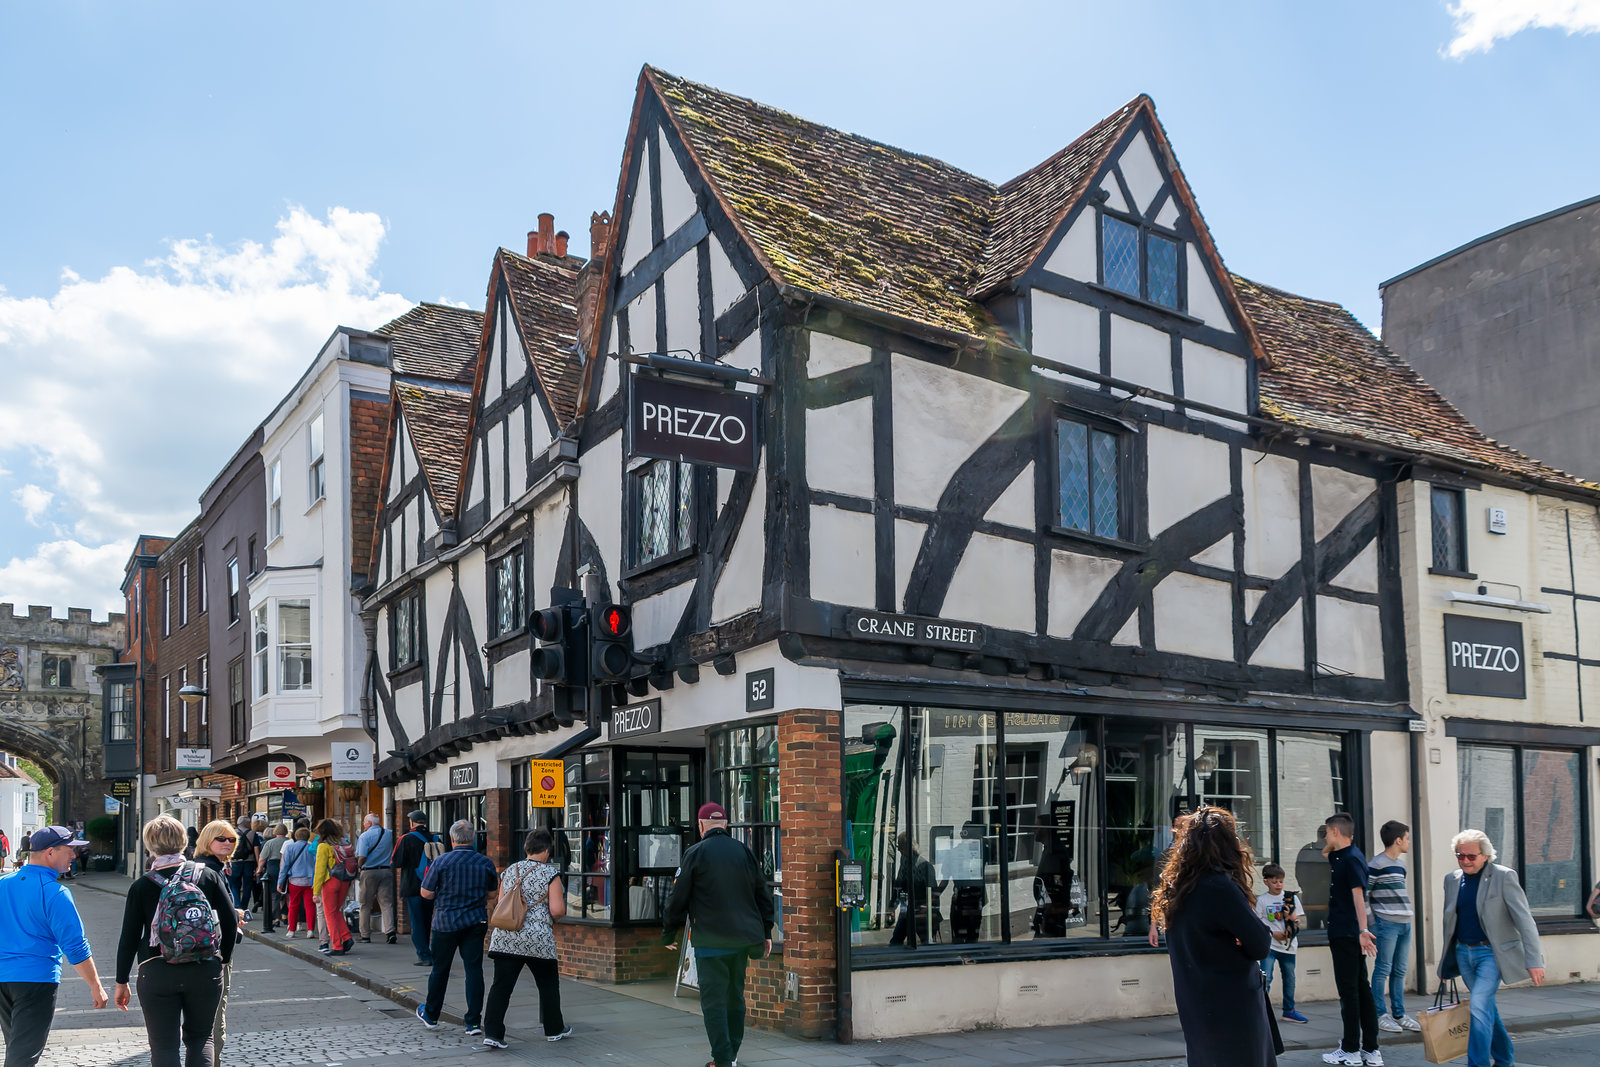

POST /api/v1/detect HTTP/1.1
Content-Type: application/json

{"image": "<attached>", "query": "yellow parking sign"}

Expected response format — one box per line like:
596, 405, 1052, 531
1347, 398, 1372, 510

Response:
531, 759, 565, 808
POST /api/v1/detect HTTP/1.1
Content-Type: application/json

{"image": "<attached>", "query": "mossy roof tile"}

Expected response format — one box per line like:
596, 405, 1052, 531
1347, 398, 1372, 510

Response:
496, 248, 585, 428
375, 303, 483, 384
394, 384, 474, 519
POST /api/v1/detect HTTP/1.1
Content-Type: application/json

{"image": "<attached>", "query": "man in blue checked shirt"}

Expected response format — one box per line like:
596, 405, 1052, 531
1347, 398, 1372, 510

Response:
0, 824, 109, 1066
354, 813, 396, 944
416, 819, 499, 1036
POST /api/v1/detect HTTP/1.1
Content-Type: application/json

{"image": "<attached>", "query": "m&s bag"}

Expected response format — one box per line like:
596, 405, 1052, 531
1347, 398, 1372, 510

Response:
1419, 980, 1471, 1064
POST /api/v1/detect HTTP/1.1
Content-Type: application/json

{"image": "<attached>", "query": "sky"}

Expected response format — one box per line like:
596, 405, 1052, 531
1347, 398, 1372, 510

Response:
2, 0, 1598, 617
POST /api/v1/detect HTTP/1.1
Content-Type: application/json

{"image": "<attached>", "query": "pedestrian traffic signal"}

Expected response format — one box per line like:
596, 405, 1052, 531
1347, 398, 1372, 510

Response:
590, 603, 634, 684
531, 604, 587, 687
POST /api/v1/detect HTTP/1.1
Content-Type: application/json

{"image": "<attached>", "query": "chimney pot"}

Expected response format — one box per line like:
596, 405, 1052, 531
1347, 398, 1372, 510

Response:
538, 213, 555, 255
589, 211, 612, 261
527, 230, 541, 257
555, 231, 569, 257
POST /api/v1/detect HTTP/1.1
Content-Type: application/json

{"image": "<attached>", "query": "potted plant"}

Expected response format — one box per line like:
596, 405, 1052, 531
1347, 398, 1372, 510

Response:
336, 780, 366, 801
300, 779, 324, 795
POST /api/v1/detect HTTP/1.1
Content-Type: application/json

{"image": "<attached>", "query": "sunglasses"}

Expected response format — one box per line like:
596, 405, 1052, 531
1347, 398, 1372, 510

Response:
216, 836, 237, 843
1455, 852, 1482, 861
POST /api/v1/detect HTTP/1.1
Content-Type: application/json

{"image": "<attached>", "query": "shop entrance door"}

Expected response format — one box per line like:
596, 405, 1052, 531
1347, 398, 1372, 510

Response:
618, 749, 700, 924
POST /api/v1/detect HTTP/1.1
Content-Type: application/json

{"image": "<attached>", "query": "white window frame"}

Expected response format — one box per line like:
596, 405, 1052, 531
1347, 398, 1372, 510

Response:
198, 655, 208, 735
197, 548, 207, 614
252, 605, 269, 698
276, 598, 313, 693
178, 666, 188, 743
268, 460, 283, 541
162, 575, 171, 637
162, 675, 171, 740
179, 560, 189, 627
308, 413, 326, 505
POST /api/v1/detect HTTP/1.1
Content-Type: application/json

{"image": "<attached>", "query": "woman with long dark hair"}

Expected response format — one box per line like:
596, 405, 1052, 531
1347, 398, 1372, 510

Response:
1151, 807, 1276, 1067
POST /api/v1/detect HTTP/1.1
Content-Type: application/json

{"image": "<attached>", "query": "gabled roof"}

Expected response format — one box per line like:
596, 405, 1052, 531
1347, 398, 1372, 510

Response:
494, 248, 584, 428
377, 303, 484, 384
393, 384, 474, 520
1238, 276, 1597, 493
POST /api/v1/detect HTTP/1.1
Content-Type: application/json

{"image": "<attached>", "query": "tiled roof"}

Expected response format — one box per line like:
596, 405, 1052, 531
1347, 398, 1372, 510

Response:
1238, 276, 1597, 492
647, 67, 1000, 338
376, 303, 483, 384
974, 98, 1145, 297
497, 248, 584, 428
394, 384, 474, 519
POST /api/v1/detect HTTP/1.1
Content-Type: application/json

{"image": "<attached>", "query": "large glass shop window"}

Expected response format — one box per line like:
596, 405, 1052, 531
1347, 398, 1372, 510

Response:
711, 725, 783, 939
1460, 742, 1586, 918
563, 752, 613, 921
620, 750, 698, 924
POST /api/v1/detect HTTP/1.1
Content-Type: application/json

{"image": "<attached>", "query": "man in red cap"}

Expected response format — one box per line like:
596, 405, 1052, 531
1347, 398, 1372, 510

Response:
663, 802, 775, 1067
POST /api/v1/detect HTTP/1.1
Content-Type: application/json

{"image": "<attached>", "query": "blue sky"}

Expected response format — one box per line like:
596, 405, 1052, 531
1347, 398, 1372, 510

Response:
2, 0, 1598, 614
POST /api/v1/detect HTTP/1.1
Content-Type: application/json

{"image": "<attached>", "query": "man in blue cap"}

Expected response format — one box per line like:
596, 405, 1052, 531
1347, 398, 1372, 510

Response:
0, 824, 109, 1066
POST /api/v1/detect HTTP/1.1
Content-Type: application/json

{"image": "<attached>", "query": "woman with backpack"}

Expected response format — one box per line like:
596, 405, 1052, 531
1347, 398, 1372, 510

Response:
480, 829, 570, 1049
313, 819, 355, 956
114, 815, 237, 1067
277, 828, 318, 938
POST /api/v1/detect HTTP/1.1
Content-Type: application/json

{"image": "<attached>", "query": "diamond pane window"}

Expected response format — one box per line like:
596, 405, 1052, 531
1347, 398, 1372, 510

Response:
492, 548, 525, 638
1430, 486, 1465, 572
634, 459, 695, 566
1147, 235, 1179, 308
1102, 216, 1140, 297
675, 461, 694, 551
1058, 418, 1122, 538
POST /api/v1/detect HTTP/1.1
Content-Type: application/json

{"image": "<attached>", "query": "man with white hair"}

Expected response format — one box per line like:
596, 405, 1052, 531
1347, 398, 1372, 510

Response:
355, 813, 396, 944
416, 819, 498, 1035
1439, 828, 1544, 1067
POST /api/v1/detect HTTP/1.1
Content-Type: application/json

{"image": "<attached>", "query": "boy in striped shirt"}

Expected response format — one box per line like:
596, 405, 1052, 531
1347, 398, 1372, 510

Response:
1368, 820, 1418, 1032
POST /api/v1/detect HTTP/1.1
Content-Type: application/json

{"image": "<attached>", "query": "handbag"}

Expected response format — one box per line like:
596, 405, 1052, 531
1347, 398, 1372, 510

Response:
489, 862, 533, 931
1419, 980, 1471, 1064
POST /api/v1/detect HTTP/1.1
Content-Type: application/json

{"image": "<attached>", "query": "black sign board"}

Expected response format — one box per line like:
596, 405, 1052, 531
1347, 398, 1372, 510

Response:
610, 698, 662, 741
843, 610, 985, 651
448, 763, 479, 790
628, 375, 759, 471
1443, 614, 1525, 699
109, 779, 135, 799
746, 668, 775, 713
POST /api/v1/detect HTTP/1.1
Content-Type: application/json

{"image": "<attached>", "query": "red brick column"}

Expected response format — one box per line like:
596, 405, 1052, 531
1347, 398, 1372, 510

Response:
485, 787, 514, 867
771, 707, 841, 1039
393, 793, 412, 935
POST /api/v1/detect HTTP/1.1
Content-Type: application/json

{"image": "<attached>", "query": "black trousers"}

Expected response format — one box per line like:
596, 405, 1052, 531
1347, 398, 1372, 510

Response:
0, 981, 58, 1067
136, 959, 225, 1067
425, 923, 486, 1027
695, 952, 750, 1067
260, 861, 281, 930
483, 955, 565, 1041
1329, 935, 1380, 1053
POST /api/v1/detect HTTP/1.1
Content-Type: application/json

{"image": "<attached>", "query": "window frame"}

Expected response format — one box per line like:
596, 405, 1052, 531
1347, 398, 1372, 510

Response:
268, 460, 283, 541
226, 556, 240, 624
251, 605, 269, 698
1051, 409, 1138, 546
1430, 485, 1470, 576
179, 560, 190, 627
627, 458, 699, 572
197, 548, 207, 614
710, 724, 782, 940
162, 575, 171, 637
197, 655, 209, 746
108, 681, 134, 742
390, 587, 423, 672
307, 413, 326, 505
276, 598, 313, 693
228, 657, 247, 749
487, 541, 528, 641
1098, 207, 1187, 312
41, 654, 72, 689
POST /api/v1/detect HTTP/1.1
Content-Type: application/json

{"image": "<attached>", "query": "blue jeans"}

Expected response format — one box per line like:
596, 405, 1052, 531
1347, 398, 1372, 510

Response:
1370, 914, 1411, 1017
406, 895, 434, 963
1261, 949, 1297, 1013
1457, 942, 1515, 1067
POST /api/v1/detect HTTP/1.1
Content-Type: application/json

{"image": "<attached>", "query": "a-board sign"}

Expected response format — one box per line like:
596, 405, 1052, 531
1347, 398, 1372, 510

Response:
1443, 614, 1525, 699
629, 374, 759, 471
530, 759, 564, 807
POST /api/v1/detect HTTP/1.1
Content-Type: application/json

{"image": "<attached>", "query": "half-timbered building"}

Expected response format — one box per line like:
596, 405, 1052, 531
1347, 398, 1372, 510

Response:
367, 69, 1600, 1040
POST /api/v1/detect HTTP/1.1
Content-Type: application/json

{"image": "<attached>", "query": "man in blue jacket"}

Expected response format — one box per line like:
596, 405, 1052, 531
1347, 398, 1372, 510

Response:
0, 824, 109, 1066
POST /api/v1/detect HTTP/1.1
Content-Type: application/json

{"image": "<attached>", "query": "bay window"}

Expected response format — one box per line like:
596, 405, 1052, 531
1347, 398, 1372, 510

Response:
277, 599, 312, 691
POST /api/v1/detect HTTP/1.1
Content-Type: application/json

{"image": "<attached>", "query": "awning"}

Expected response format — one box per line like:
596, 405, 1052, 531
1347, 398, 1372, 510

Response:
210, 742, 306, 781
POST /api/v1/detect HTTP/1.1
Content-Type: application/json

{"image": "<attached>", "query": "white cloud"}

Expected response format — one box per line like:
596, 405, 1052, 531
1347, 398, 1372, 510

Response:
0, 206, 413, 615
1444, 0, 1600, 56
11, 485, 53, 525
0, 539, 131, 616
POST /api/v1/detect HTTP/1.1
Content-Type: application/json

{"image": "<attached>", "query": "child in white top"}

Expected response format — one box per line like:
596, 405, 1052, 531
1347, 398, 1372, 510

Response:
1255, 862, 1308, 1024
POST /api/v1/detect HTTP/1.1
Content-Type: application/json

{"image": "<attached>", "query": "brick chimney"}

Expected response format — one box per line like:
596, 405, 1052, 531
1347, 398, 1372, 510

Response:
526, 229, 541, 257
555, 231, 569, 257
576, 211, 612, 358
526, 213, 557, 257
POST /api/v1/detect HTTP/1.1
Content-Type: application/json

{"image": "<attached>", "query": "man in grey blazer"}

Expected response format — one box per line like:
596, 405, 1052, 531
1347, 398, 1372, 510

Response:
1437, 829, 1545, 1067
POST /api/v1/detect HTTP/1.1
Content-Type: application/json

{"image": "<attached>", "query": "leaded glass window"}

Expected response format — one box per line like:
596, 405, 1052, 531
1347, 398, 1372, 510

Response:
491, 546, 525, 638
1102, 216, 1140, 297
392, 589, 422, 668
634, 459, 695, 566
1058, 418, 1122, 539
1100, 211, 1183, 310
1147, 235, 1179, 308
1430, 486, 1465, 572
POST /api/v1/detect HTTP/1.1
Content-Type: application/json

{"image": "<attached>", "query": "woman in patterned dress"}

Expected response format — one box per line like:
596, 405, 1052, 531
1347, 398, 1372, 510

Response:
480, 828, 570, 1049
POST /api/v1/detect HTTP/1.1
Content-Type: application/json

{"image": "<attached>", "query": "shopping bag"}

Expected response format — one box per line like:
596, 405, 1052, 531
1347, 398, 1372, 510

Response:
1419, 980, 1471, 1064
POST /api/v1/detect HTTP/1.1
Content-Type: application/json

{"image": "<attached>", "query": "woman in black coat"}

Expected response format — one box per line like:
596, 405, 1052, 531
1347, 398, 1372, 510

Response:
1151, 807, 1276, 1067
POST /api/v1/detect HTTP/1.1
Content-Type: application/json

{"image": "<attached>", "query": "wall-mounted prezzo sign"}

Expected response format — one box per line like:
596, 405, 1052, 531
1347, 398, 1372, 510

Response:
448, 763, 479, 790
610, 698, 662, 741
628, 374, 759, 471
843, 610, 985, 651
1443, 614, 1525, 699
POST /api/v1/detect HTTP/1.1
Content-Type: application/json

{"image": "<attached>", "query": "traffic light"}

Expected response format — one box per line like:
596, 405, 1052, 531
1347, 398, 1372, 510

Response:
532, 597, 588, 728
590, 603, 634, 685
530, 606, 575, 684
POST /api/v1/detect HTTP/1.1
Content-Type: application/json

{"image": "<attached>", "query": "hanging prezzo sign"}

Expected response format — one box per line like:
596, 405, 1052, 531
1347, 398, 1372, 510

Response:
628, 374, 759, 471
1443, 614, 1525, 699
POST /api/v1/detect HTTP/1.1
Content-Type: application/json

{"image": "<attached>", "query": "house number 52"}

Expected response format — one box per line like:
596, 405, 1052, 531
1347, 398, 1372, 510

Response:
746, 668, 775, 713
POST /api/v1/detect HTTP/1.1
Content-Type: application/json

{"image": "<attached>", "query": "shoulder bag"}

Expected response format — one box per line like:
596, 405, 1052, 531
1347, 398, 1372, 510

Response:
489, 862, 533, 931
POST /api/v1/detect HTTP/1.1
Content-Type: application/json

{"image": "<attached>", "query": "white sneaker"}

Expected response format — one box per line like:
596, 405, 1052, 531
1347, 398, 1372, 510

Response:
1399, 1014, 1421, 1032
1362, 1051, 1384, 1066
1322, 1051, 1361, 1066
1378, 1014, 1402, 1032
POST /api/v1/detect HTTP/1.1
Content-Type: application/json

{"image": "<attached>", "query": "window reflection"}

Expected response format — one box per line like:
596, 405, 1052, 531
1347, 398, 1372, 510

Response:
1104, 721, 1187, 939
1279, 731, 1345, 931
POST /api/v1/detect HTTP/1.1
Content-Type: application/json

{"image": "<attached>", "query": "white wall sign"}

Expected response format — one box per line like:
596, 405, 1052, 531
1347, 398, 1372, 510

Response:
1487, 507, 1509, 535
175, 748, 212, 771
330, 741, 375, 781
266, 761, 297, 790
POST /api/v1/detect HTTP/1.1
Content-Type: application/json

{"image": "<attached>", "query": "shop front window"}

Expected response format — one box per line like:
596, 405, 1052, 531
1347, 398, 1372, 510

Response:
621, 750, 699, 925
711, 725, 781, 938
562, 751, 613, 920
1102, 720, 1187, 940
1278, 730, 1346, 931
1460, 742, 1585, 918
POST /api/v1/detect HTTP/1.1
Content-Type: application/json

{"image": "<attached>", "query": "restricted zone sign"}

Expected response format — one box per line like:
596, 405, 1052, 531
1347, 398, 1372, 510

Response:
530, 759, 564, 807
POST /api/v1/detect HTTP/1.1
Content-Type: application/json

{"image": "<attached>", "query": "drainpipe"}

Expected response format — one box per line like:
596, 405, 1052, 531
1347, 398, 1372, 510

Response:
1409, 723, 1427, 996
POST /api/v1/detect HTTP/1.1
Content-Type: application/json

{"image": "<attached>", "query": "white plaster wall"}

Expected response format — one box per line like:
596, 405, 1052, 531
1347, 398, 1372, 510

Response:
1029, 290, 1099, 374
809, 505, 875, 608
625, 284, 656, 357
621, 642, 842, 743
486, 422, 504, 517
891, 355, 1027, 511
722, 332, 761, 377
1112, 614, 1140, 646
1242, 452, 1301, 578
530, 495, 564, 609
894, 519, 924, 610
1109, 315, 1172, 400
1047, 550, 1121, 637
711, 459, 766, 623
527, 396, 553, 456
1098, 178, 1129, 215
457, 551, 488, 651
1117, 132, 1164, 216
1155, 197, 1179, 229
621, 139, 653, 274
1182, 340, 1247, 421
483, 311, 506, 405
1316, 596, 1383, 679
943, 533, 1034, 633
493, 648, 532, 705
505, 406, 527, 498
808, 332, 871, 377
1369, 730, 1412, 838
1042, 212, 1095, 282
393, 682, 425, 744
1332, 542, 1379, 594
664, 253, 700, 357
658, 140, 697, 238
421, 496, 438, 542
580, 433, 623, 586
389, 418, 413, 499
805, 397, 875, 500
709, 236, 744, 318
1186, 247, 1232, 332
1312, 466, 1375, 540
632, 581, 694, 650
1146, 425, 1229, 536
1154, 572, 1234, 661
984, 463, 1035, 530
1246, 589, 1304, 671
466, 440, 485, 510
1195, 533, 1233, 571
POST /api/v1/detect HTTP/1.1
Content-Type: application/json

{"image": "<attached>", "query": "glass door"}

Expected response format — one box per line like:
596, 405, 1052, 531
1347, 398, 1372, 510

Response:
619, 749, 700, 924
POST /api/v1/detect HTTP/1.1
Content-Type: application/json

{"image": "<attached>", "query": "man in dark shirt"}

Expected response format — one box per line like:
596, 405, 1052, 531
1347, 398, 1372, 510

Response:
416, 819, 498, 1035
393, 811, 436, 966
1322, 812, 1380, 1066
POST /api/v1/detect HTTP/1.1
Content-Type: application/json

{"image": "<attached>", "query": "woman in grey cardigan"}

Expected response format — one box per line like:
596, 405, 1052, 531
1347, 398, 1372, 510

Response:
480, 829, 570, 1049
1438, 829, 1545, 1067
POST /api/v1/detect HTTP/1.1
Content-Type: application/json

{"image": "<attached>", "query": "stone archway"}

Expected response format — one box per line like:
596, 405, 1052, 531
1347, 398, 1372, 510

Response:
0, 713, 95, 828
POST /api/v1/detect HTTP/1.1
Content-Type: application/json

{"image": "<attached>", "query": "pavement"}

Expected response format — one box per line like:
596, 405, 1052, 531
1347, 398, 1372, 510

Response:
40, 872, 1600, 1067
